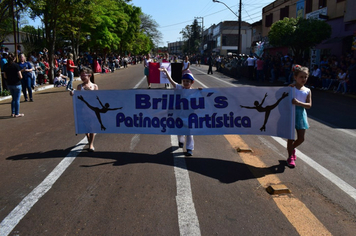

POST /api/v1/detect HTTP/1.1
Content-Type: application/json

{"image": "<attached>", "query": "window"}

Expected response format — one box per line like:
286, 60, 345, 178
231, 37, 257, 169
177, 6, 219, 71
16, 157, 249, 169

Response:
265, 13, 273, 27
318, 0, 326, 8
280, 6, 290, 20
222, 35, 238, 46
305, 0, 312, 14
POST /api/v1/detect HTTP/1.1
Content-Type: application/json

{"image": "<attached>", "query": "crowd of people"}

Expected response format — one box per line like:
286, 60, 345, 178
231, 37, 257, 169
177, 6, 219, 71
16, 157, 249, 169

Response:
1, 45, 144, 91
0, 45, 147, 118
187, 52, 356, 95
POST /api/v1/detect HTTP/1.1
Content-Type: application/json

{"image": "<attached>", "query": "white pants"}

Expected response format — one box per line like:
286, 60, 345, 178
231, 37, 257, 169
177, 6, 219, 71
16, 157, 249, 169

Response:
178, 135, 194, 150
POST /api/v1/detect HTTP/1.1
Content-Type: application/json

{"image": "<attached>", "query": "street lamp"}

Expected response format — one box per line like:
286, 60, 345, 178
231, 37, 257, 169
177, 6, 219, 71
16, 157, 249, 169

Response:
212, 0, 242, 55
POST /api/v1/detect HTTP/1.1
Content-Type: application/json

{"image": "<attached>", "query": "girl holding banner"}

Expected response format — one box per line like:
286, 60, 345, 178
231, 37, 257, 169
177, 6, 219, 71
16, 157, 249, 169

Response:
287, 65, 312, 168
70, 67, 98, 152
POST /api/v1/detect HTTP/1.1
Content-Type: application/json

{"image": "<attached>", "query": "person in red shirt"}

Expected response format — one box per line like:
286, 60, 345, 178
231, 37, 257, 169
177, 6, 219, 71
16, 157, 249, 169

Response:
66, 53, 77, 91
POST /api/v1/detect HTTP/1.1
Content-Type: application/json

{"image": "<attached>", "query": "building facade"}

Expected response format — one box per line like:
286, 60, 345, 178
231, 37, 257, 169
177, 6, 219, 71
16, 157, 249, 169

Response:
1, 31, 26, 53
262, 0, 356, 57
168, 41, 184, 56
203, 21, 252, 56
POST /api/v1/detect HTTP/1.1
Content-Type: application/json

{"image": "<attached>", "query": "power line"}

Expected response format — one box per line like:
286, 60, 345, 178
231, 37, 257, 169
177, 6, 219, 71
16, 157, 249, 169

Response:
159, 7, 234, 29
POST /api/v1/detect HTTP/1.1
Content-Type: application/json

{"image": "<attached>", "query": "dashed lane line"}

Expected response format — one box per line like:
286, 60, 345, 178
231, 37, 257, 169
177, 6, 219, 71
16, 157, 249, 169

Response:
134, 77, 201, 235
171, 136, 201, 236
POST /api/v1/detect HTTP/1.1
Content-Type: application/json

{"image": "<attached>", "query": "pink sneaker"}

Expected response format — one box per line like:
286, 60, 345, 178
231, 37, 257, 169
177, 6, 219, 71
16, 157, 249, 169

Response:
287, 156, 296, 168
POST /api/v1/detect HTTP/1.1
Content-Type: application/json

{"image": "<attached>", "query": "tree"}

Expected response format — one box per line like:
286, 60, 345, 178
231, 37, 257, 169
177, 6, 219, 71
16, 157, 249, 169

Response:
268, 17, 332, 63
21, 26, 45, 54
28, 0, 70, 83
180, 19, 201, 55
0, 0, 29, 44
139, 13, 162, 49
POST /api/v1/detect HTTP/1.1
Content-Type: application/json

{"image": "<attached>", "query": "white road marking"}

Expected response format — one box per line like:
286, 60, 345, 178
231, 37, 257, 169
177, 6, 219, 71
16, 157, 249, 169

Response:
192, 67, 240, 87
134, 76, 148, 89
0, 138, 87, 236
271, 137, 356, 201
134, 75, 201, 235
171, 135, 201, 236
129, 134, 140, 151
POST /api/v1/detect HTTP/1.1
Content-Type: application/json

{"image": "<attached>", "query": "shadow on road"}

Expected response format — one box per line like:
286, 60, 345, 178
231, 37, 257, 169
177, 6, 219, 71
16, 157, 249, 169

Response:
6, 147, 286, 184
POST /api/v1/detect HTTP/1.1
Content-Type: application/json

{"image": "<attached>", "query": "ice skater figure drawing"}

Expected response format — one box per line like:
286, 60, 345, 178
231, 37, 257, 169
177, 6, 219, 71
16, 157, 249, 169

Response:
78, 95, 122, 130
240, 92, 289, 132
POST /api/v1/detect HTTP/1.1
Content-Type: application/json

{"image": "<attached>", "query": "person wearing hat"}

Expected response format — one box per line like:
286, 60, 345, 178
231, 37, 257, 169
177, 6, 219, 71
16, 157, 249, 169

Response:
159, 67, 201, 156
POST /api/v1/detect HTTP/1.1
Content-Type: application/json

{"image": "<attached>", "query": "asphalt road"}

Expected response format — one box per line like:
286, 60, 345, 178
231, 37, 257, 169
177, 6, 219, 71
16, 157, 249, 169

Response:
0, 63, 355, 236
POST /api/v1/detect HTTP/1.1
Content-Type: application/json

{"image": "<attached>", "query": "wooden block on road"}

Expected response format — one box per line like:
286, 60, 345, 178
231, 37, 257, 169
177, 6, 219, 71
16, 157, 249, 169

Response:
266, 184, 291, 195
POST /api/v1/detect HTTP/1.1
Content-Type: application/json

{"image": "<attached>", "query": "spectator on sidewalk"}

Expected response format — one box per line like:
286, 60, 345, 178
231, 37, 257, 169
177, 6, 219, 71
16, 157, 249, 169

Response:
308, 65, 321, 88
334, 68, 347, 94
54, 69, 68, 87
37, 57, 46, 85
246, 55, 256, 80
269, 56, 280, 83
256, 56, 264, 82
62, 54, 68, 76
283, 56, 292, 84
18, 54, 34, 102
321, 67, 332, 90
1, 53, 8, 71
66, 53, 77, 91
3, 53, 24, 117
347, 58, 356, 94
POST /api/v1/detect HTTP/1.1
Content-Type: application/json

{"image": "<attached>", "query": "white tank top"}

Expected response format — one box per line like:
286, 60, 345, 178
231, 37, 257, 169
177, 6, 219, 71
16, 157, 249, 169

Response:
294, 87, 310, 103
183, 61, 189, 70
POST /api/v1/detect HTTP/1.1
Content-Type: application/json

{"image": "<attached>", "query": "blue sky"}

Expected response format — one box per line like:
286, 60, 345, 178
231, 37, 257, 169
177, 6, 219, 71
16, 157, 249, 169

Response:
26, 0, 274, 47
131, 0, 274, 46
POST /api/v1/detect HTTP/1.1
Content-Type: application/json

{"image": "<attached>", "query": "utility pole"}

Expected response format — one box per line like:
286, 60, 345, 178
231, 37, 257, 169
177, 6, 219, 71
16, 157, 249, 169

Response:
195, 17, 204, 54
11, 0, 18, 61
238, 0, 242, 55
212, 0, 242, 55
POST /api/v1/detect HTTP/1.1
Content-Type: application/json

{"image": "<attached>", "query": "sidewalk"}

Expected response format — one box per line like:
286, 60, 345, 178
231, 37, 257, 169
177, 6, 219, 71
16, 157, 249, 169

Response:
0, 75, 83, 102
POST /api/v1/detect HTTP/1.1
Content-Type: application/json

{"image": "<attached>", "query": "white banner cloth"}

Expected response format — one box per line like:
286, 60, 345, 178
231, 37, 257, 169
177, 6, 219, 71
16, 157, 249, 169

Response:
73, 87, 295, 139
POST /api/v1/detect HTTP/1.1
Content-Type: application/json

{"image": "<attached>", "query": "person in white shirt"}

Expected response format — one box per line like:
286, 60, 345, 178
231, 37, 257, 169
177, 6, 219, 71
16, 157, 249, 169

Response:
246, 55, 256, 80
308, 64, 321, 88
182, 55, 190, 75
334, 68, 347, 94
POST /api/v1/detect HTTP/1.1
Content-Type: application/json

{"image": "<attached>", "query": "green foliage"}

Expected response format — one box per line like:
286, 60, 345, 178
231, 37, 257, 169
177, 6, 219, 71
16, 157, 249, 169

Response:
22, 27, 45, 55
0, 0, 15, 43
1, 89, 11, 96
268, 17, 332, 60
139, 13, 162, 48
180, 19, 201, 54
24, 0, 158, 56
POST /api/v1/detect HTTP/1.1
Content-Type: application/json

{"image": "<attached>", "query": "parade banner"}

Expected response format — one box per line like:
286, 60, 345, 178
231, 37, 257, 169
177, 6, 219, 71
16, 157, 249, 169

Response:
148, 62, 170, 84
73, 87, 295, 139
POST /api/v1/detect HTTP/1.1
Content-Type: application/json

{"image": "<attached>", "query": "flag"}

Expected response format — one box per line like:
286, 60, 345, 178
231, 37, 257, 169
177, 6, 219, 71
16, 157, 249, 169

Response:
149, 62, 170, 84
